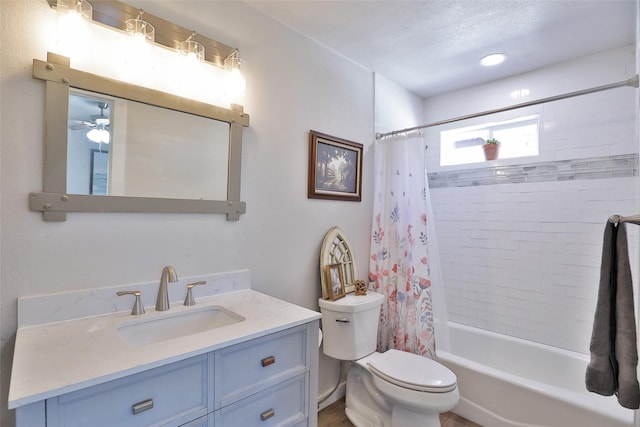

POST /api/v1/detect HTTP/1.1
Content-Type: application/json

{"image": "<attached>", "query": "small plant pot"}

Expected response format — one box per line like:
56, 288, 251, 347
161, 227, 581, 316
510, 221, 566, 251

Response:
483, 144, 499, 161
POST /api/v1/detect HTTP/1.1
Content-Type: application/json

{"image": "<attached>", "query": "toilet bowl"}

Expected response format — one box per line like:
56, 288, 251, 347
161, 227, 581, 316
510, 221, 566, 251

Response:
319, 292, 459, 427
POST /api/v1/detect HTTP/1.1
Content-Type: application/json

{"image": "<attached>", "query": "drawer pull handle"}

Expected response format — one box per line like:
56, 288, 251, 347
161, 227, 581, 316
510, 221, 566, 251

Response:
336, 317, 350, 323
260, 408, 275, 421
132, 398, 153, 415
261, 356, 276, 367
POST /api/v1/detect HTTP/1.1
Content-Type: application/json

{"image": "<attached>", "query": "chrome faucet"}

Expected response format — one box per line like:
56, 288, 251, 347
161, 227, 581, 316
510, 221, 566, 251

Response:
156, 266, 178, 311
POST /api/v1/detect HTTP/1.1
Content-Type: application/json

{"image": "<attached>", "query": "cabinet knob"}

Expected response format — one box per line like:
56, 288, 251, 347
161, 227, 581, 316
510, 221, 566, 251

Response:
261, 356, 276, 367
260, 408, 275, 421
132, 398, 153, 415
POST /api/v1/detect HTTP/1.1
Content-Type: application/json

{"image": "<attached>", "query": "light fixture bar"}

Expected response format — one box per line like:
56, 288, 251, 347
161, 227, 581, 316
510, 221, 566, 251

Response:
46, 0, 237, 68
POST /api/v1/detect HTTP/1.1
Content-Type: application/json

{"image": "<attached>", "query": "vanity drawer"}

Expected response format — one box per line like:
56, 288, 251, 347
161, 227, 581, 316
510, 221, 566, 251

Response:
217, 373, 307, 427
215, 325, 307, 407
46, 354, 213, 427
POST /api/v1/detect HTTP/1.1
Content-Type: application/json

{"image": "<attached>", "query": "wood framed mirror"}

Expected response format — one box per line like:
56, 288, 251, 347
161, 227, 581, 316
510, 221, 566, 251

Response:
29, 52, 249, 221
320, 226, 358, 299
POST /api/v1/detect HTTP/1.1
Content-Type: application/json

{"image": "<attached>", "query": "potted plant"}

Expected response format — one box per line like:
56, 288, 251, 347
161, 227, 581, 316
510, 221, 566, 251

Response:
483, 138, 500, 160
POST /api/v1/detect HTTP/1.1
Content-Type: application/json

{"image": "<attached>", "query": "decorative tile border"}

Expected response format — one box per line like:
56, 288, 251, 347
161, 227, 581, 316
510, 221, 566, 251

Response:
428, 154, 638, 188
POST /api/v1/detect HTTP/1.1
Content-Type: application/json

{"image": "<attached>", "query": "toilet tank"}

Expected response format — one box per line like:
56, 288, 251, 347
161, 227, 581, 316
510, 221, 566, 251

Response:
318, 291, 384, 360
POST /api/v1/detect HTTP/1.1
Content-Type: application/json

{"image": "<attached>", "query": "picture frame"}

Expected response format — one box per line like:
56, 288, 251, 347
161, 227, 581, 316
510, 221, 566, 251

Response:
325, 263, 346, 301
308, 130, 363, 202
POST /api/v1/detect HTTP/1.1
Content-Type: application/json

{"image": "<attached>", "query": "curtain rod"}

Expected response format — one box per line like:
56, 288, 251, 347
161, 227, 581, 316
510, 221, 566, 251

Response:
375, 75, 639, 140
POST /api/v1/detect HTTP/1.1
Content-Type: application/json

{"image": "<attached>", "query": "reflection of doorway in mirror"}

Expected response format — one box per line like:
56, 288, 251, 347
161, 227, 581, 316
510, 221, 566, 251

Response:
90, 150, 109, 195
67, 90, 113, 195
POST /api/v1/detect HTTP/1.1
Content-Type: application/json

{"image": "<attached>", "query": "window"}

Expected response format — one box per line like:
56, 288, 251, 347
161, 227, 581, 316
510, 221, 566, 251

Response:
440, 115, 539, 166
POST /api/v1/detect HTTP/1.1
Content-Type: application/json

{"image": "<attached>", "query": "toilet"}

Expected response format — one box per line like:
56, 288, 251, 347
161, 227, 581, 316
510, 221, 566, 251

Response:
319, 291, 459, 427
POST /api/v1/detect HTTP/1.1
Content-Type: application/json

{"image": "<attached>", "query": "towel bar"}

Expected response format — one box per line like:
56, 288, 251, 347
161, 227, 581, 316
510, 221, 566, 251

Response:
609, 214, 640, 225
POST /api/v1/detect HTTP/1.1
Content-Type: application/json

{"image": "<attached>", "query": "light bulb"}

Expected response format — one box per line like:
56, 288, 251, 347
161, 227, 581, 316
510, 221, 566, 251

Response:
87, 128, 110, 144
226, 68, 246, 103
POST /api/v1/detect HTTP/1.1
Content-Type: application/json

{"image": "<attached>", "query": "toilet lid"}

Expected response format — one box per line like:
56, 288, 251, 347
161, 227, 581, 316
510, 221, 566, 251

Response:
367, 349, 457, 393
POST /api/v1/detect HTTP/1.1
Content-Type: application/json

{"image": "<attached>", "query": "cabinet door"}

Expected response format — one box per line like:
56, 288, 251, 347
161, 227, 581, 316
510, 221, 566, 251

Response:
47, 354, 213, 427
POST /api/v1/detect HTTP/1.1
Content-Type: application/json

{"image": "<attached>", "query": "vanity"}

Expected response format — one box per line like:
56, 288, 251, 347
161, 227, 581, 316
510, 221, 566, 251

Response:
9, 270, 321, 427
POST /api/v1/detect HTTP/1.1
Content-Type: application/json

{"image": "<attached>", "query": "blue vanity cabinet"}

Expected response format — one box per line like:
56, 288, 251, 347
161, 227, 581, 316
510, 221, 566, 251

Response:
216, 373, 308, 426
14, 322, 319, 427
45, 354, 213, 427
214, 325, 310, 425
179, 413, 215, 426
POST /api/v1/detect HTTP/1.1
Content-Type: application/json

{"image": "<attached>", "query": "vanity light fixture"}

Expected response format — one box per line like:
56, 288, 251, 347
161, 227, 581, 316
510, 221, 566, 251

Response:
54, 0, 93, 57
224, 49, 246, 99
179, 32, 205, 62
125, 9, 155, 44
224, 49, 242, 72
480, 53, 507, 67
55, 0, 92, 21
45, 0, 245, 107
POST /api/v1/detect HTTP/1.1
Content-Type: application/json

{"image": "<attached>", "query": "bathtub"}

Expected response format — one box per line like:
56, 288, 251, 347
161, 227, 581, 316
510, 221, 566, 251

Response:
436, 322, 635, 427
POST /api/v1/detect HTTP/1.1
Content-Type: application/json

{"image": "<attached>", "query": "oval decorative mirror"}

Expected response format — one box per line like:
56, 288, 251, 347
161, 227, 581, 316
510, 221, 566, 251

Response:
320, 226, 358, 299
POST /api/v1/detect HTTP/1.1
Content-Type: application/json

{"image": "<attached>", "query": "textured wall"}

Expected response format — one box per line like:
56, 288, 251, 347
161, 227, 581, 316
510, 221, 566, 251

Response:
0, 2, 374, 425
423, 46, 638, 353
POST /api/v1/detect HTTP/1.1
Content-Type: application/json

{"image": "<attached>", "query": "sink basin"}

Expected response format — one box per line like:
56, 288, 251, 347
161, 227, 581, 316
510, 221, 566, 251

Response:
117, 306, 245, 345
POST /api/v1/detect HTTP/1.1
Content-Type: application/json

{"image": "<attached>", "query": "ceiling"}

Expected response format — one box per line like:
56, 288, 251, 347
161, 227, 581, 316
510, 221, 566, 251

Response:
245, 0, 636, 98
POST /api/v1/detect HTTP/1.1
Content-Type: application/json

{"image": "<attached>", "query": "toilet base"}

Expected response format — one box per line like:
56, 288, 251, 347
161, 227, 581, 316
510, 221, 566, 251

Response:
392, 406, 440, 426
345, 362, 455, 427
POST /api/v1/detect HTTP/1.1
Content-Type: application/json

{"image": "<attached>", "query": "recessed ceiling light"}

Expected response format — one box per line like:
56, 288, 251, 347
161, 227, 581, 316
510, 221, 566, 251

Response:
480, 53, 506, 67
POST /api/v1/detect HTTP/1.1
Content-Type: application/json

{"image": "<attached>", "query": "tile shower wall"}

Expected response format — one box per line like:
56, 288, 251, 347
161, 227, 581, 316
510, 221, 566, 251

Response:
424, 46, 638, 354
430, 177, 639, 352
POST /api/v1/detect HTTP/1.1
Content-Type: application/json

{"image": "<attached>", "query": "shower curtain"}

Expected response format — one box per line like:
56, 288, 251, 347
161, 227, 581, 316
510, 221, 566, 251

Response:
368, 133, 449, 359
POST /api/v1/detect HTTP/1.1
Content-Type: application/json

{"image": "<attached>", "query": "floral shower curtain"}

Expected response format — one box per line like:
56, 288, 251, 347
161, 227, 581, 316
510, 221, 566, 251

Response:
368, 133, 448, 359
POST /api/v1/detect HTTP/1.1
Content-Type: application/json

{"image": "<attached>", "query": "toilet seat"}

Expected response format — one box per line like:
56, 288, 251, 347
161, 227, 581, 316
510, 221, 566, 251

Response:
367, 349, 457, 393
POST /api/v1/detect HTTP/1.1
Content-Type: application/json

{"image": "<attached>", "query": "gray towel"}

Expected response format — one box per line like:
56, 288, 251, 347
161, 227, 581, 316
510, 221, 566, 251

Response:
586, 221, 640, 409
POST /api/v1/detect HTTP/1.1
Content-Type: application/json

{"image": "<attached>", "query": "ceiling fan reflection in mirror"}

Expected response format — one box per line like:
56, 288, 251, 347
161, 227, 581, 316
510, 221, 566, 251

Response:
69, 101, 111, 144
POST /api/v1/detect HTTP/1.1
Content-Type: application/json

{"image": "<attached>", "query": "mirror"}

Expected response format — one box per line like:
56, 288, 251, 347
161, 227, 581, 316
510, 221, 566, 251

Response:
320, 226, 358, 299
30, 53, 249, 221
67, 90, 229, 200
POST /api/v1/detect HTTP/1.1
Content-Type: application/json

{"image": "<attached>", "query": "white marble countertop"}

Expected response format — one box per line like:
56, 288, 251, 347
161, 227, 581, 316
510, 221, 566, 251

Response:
9, 275, 321, 409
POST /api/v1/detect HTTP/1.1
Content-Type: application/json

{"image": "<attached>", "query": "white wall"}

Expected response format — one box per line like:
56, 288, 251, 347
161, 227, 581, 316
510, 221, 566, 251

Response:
0, 2, 374, 425
424, 46, 639, 353
374, 73, 425, 134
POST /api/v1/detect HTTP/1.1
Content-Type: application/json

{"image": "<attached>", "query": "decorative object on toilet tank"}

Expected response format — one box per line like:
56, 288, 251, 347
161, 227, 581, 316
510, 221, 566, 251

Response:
354, 280, 368, 295
325, 263, 346, 301
319, 226, 358, 298
483, 137, 500, 160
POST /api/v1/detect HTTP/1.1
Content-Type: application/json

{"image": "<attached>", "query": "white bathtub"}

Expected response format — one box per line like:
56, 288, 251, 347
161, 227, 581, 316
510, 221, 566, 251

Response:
436, 322, 635, 427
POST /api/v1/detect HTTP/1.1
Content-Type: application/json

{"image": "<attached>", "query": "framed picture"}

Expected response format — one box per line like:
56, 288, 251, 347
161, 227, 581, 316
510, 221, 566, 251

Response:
308, 130, 362, 201
325, 263, 346, 301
